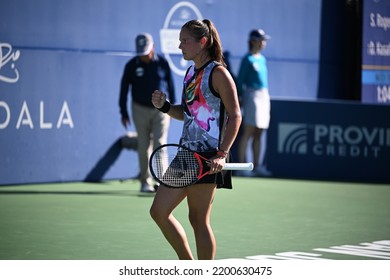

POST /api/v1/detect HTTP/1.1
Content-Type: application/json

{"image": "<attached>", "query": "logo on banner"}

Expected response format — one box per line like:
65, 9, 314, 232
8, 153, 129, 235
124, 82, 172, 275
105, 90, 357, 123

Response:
278, 123, 308, 154
160, 1, 203, 76
0, 42, 74, 130
278, 122, 390, 158
0, 43, 20, 83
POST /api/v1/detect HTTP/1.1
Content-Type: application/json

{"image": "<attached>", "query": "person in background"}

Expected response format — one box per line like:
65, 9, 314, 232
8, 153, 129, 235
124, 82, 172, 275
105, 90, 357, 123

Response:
236, 29, 272, 177
119, 33, 176, 192
150, 19, 242, 259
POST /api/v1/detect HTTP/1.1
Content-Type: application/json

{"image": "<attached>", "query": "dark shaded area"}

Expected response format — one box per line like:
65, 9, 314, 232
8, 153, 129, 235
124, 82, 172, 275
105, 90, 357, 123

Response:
84, 134, 138, 182
84, 139, 123, 182
318, 0, 362, 100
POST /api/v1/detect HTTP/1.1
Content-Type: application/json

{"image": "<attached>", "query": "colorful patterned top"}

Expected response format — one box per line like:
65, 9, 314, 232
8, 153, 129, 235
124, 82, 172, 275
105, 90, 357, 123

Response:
179, 61, 227, 152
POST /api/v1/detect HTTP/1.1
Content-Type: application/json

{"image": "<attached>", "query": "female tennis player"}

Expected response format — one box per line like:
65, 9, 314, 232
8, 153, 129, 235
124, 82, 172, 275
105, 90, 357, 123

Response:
150, 19, 242, 260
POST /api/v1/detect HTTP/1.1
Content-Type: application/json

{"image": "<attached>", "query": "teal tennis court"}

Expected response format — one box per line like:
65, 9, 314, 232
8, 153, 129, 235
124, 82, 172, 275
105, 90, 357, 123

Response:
0, 178, 389, 260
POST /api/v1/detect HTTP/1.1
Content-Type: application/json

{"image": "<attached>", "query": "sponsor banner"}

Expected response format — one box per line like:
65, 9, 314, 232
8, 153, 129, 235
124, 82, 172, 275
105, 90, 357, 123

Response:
160, 1, 203, 76
268, 100, 390, 183
1, 0, 322, 185
362, 0, 390, 104
0, 47, 139, 185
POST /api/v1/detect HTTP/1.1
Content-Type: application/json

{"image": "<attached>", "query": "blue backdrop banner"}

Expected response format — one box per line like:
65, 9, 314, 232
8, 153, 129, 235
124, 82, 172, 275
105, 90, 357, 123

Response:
0, 0, 322, 185
267, 100, 390, 183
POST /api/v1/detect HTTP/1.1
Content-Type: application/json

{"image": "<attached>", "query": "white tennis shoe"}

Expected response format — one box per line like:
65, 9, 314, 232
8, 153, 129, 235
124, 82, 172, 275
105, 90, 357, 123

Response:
141, 183, 156, 193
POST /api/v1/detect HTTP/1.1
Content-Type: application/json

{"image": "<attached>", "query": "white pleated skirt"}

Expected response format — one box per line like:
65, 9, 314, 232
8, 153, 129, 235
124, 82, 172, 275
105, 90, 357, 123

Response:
242, 88, 270, 129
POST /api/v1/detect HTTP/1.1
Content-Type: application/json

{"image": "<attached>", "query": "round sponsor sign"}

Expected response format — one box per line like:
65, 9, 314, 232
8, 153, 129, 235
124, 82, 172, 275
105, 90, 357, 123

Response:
160, 1, 203, 76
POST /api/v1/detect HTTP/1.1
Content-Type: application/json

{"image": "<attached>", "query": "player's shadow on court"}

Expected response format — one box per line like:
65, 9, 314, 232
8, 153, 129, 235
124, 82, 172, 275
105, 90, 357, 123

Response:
84, 132, 138, 182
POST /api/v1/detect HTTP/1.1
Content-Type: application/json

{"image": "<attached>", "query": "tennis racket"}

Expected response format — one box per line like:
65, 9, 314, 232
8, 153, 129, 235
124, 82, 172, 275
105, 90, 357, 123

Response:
149, 144, 253, 188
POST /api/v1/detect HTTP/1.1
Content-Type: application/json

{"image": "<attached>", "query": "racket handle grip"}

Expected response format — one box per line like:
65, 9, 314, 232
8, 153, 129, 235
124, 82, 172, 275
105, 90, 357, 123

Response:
223, 162, 254, 171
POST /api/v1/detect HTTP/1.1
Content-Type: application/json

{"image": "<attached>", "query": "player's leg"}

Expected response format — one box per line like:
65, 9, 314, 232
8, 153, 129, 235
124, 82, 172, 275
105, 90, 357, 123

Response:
186, 183, 217, 260
150, 186, 194, 259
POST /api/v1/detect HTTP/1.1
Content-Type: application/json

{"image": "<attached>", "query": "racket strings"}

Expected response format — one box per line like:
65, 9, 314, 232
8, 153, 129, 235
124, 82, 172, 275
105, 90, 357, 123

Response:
152, 147, 199, 187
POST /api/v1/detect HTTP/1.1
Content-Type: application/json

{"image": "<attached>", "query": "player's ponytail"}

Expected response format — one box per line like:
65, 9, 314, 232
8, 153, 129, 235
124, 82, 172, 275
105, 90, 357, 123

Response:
202, 19, 225, 67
